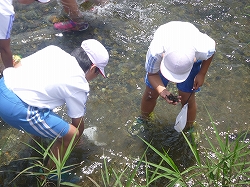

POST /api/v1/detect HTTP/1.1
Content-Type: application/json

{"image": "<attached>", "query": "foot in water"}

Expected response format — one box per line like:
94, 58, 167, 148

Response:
128, 116, 147, 136
128, 113, 158, 136
184, 122, 200, 144
53, 20, 89, 32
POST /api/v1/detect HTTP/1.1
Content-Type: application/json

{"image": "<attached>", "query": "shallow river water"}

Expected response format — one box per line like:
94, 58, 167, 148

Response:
0, 0, 249, 186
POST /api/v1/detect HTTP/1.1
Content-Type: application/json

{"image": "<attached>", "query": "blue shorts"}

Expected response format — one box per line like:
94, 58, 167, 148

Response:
145, 60, 202, 93
0, 78, 69, 139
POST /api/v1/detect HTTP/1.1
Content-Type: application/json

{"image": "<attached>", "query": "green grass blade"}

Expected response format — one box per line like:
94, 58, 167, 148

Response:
181, 132, 201, 165
113, 168, 127, 187
203, 104, 225, 151
87, 176, 101, 187
125, 144, 149, 187
101, 169, 108, 187
60, 182, 81, 187
139, 136, 180, 173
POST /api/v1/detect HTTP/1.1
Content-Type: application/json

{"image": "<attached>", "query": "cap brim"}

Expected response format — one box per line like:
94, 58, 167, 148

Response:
160, 62, 190, 83
38, 0, 50, 3
99, 68, 106, 78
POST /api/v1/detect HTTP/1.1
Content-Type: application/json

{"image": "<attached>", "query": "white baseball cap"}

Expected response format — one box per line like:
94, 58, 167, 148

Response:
37, 0, 50, 3
81, 39, 109, 77
160, 47, 195, 83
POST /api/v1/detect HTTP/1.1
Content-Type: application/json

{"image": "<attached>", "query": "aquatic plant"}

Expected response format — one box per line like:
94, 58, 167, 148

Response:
91, 108, 250, 186
2, 108, 250, 186
245, 6, 250, 16
7, 126, 82, 187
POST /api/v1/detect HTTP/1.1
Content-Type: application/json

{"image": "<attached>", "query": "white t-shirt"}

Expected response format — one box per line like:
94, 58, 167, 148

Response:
146, 21, 216, 73
0, 0, 14, 15
3, 45, 90, 118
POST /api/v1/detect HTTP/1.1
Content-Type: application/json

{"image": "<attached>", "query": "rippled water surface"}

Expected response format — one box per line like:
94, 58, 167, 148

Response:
0, 0, 249, 186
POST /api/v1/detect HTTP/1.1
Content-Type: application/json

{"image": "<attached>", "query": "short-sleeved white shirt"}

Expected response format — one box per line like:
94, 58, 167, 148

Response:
3, 45, 90, 118
146, 21, 216, 74
0, 0, 14, 15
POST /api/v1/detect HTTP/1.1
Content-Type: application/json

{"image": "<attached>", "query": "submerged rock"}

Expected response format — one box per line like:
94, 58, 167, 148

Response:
0, 126, 31, 167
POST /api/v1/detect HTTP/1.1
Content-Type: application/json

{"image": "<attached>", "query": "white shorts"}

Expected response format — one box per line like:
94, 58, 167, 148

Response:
0, 13, 15, 39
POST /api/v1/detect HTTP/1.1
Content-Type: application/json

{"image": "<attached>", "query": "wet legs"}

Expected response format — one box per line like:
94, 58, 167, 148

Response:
140, 86, 197, 129
0, 39, 13, 69
140, 86, 159, 119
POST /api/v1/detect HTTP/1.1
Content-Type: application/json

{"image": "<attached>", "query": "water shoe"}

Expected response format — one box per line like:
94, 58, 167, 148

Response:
184, 122, 200, 144
128, 116, 148, 136
54, 20, 89, 32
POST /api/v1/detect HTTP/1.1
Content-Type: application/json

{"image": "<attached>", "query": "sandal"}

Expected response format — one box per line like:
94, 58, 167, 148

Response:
54, 20, 89, 32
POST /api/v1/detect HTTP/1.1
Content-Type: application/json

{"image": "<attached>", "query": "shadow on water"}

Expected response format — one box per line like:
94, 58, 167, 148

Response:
138, 118, 197, 176
142, 126, 196, 171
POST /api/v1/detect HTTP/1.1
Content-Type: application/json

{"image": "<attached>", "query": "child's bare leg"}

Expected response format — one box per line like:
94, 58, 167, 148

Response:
0, 39, 13, 68
178, 90, 197, 129
48, 124, 79, 169
140, 86, 159, 119
60, 0, 83, 22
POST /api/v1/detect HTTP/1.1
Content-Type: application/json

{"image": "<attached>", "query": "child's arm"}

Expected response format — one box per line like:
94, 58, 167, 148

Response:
193, 54, 214, 90
148, 72, 180, 104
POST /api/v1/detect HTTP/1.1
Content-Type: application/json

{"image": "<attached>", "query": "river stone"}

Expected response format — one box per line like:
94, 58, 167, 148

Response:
0, 126, 31, 167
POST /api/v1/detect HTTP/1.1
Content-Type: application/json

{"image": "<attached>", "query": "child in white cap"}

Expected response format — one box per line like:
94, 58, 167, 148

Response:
0, 0, 102, 75
131, 21, 216, 134
0, 0, 50, 73
0, 39, 109, 182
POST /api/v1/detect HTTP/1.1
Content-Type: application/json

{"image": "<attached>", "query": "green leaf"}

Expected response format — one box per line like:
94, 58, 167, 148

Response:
60, 182, 81, 187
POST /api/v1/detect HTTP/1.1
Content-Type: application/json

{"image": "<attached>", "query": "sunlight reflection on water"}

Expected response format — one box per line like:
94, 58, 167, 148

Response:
0, 0, 249, 186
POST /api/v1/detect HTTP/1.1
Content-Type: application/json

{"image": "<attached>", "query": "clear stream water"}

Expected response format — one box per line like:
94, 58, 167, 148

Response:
0, 0, 249, 186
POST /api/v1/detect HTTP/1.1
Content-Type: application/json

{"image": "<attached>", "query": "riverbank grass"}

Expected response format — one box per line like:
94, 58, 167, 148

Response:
94, 110, 250, 186
5, 109, 250, 186
9, 130, 81, 187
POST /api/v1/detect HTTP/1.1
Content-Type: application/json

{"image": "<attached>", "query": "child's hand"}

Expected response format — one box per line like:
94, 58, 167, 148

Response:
166, 93, 181, 105
160, 89, 181, 105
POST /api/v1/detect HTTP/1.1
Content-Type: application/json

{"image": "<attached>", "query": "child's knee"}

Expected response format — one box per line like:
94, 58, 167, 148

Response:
61, 125, 79, 145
